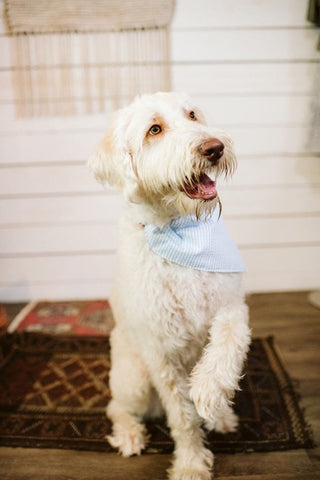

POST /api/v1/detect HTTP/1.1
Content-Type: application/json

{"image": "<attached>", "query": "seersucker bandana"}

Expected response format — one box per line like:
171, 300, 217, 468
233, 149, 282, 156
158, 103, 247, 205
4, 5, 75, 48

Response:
144, 207, 246, 273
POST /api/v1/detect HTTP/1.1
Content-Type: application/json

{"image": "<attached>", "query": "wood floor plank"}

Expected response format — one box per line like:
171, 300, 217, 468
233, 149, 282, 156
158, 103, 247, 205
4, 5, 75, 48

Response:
0, 447, 171, 480
217, 473, 320, 480
215, 450, 315, 476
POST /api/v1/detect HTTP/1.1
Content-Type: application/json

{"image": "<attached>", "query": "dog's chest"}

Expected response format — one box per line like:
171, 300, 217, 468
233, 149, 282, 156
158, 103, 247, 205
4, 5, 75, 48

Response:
141, 257, 215, 357
115, 218, 243, 354
120, 225, 233, 337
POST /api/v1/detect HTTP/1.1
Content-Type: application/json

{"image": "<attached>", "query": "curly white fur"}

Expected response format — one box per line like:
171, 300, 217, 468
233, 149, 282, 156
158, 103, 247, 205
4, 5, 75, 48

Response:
88, 92, 251, 480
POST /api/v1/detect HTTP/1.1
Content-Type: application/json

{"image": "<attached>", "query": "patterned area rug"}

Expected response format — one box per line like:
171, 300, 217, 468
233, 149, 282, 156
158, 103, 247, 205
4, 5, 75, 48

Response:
0, 333, 314, 453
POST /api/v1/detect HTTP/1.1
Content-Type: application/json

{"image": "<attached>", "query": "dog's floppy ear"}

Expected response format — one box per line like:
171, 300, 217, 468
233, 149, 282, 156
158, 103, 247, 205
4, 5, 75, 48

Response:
88, 126, 123, 188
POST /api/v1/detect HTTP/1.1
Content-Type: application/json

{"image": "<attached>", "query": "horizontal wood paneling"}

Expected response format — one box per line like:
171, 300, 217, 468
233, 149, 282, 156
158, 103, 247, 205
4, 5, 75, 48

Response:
0, 254, 115, 284
230, 126, 315, 156
0, 194, 123, 226
242, 245, 320, 292
172, 29, 320, 63
219, 185, 320, 217
0, 130, 100, 164
230, 216, 320, 247
0, 281, 113, 302
171, 0, 311, 28
173, 63, 319, 96
194, 95, 313, 126
0, 216, 319, 256
0, 224, 117, 255
0, 164, 99, 196
234, 156, 320, 187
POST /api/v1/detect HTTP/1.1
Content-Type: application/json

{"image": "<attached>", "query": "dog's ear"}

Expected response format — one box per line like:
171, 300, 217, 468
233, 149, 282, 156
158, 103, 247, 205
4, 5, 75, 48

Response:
88, 127, 123, 188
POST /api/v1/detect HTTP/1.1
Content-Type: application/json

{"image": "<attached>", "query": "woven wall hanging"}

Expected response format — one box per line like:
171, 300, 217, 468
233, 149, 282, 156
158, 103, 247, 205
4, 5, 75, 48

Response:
5, 0, 175, 116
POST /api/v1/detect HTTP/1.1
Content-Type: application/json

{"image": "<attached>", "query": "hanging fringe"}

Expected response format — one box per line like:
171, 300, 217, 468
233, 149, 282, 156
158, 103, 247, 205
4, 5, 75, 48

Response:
8, 28, 172, 117
5, 0, 175, 117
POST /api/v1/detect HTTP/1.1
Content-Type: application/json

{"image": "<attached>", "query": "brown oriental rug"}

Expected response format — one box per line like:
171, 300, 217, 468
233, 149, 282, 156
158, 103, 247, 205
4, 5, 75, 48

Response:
0, 333, 314, 453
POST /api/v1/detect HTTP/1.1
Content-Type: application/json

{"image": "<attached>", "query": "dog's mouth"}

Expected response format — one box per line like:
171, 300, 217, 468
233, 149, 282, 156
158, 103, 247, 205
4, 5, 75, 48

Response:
182, 173, 217, 200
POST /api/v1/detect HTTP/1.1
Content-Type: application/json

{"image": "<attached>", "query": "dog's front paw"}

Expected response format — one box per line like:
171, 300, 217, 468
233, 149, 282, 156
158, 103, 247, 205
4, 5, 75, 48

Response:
204, 405, 239, 434
189, 376, 233, 425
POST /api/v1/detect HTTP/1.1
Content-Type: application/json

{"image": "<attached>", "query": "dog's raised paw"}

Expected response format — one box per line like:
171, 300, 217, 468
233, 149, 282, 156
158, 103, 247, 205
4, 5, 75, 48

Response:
189, 378, 231, 423
204, 406, 239, 434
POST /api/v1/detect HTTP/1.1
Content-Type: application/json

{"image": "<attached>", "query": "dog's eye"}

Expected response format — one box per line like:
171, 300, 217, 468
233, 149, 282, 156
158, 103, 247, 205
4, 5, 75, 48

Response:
189, 111, 197, 120
148, 124, 162, 135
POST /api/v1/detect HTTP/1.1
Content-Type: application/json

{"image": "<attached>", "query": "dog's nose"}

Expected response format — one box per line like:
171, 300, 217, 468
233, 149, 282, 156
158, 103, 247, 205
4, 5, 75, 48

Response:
199, 139, 224, 164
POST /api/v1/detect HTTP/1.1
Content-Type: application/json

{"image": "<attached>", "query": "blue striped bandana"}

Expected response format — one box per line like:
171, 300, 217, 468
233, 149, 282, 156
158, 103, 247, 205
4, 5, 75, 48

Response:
144, 207, 246, 273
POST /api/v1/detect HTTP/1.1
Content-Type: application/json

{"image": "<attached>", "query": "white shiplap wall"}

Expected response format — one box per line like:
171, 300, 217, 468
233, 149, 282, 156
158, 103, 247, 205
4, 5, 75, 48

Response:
0, 0, 319, 301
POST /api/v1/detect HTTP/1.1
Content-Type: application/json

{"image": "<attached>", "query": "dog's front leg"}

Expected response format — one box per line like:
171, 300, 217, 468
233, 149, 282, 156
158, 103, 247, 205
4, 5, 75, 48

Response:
144, 348, 214, 480
189, 303, 250, 433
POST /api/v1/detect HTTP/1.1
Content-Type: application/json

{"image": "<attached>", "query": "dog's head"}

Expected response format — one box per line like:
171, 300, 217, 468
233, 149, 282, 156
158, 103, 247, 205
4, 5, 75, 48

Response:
88, 92, 237, 221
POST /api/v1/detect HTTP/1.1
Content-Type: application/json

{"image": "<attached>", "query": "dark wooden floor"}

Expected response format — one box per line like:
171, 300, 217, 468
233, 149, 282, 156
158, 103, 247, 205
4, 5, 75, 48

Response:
1, 292, 320, 480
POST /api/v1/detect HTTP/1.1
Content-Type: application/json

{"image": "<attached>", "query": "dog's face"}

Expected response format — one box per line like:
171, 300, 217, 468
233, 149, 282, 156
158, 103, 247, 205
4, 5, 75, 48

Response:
89, 92, 237, 220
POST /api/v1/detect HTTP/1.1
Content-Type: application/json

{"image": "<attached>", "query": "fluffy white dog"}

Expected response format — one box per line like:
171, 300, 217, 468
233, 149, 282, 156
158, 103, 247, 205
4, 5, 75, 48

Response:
88, 92, 251, 480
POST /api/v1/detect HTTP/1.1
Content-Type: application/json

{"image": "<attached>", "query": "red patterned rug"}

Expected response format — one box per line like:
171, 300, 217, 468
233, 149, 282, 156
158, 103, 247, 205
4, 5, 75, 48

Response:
7, 300, 114, 336
0, 333, 314, 453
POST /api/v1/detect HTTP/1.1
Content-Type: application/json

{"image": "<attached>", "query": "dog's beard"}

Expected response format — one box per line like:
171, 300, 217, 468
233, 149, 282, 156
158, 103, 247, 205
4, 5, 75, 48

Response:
135, 164, 231, 221
161, 188, 220, 221
172, 154, 234, 219
131, 144, 235, 221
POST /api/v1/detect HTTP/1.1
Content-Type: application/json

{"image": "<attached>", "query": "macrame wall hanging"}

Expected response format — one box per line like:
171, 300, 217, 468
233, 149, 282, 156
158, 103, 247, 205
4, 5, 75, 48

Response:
5, 0, 175, 117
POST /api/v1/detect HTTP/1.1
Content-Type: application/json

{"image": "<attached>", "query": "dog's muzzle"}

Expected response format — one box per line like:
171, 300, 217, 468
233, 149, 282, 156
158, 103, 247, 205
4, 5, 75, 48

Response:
180, 138, 225, 201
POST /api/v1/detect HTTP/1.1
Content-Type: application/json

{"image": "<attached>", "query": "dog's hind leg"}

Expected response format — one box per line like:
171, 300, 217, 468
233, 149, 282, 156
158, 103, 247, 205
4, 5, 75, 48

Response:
106, 326, 155, 457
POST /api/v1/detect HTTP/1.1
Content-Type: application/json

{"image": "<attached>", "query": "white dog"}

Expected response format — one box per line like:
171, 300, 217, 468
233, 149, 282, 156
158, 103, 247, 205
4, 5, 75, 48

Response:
88, 92, 251, 480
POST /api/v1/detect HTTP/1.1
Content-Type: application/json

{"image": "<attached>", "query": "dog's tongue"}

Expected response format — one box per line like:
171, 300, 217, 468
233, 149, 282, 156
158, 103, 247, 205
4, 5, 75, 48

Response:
184, 173, 217, 200
200, 174, 216, 191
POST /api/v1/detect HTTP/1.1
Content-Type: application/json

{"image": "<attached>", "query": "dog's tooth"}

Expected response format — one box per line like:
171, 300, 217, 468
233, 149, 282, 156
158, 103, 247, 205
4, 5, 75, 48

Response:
207, 171, 216, 182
